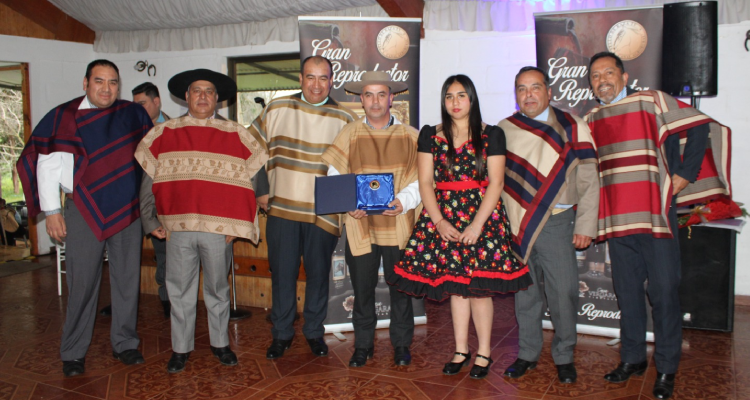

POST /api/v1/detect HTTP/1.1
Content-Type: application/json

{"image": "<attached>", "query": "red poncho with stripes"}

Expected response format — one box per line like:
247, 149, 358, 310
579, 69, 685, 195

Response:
135, 116, 269, 243
585, 90, 731, 241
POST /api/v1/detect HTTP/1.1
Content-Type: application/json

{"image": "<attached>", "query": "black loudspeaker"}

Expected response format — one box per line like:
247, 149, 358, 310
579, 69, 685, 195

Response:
662, 1, 718, 97
678, 226, 735, 332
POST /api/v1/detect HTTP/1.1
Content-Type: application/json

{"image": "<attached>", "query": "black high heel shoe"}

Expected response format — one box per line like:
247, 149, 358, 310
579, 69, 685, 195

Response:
469, 354, 494, 379
442, 351, 472, 375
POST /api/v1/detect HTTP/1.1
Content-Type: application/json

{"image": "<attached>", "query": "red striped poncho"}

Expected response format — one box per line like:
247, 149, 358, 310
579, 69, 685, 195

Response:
135, 116, 269, 243
585, 90, 731, 241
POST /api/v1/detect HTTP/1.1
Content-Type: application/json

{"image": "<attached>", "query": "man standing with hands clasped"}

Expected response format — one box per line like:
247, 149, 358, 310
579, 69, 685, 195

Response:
136, 68, 268, 373
322, 71, 420, 367
499, 66, 599, 384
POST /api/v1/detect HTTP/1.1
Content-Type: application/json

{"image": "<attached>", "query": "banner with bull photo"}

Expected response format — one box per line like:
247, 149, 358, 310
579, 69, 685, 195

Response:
534, 6, 662, 340
298, 17, 426, 332
298, 16, 420, 129
535, 6, 663, 116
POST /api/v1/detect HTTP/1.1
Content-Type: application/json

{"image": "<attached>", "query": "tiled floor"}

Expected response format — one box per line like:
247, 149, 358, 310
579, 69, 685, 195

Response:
0, 253, 748, 399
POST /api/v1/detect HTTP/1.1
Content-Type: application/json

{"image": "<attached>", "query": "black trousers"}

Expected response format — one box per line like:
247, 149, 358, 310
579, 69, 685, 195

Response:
345, 242, 414, 349
266, 215, 338, 340
608, 205, 682, 374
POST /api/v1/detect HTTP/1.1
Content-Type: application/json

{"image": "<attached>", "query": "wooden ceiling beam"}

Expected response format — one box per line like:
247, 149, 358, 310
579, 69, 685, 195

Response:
377, 0, 425, 38
0, 0, 94, 44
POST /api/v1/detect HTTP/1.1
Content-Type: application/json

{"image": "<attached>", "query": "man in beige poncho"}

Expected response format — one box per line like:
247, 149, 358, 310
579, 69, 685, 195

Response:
322, 71, 420, 368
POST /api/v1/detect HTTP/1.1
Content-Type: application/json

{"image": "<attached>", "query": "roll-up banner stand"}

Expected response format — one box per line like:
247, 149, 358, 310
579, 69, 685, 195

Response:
298, 17, 426, 333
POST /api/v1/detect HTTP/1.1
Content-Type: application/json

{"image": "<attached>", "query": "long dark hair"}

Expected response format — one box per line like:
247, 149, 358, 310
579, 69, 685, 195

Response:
440, 74, 484, 179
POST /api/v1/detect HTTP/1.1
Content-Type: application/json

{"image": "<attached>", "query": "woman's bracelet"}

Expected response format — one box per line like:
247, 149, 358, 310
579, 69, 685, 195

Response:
469, 224, 480, 236
434, 219, 445, 230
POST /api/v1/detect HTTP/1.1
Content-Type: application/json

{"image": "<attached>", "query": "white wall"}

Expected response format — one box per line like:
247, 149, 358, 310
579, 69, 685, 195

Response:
0, 35, 94, 127
0, 35, 94, 254
98, 41, 299, 119
700, 21, 750, 295
419, 29, 537, 126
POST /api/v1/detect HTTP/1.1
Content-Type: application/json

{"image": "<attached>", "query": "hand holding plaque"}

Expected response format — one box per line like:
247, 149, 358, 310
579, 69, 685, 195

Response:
315, 173, 396, 215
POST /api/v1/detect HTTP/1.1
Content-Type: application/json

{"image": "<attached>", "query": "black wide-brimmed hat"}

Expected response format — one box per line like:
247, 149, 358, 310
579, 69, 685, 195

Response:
168, 69, 237, 103
344, 71, 408, 95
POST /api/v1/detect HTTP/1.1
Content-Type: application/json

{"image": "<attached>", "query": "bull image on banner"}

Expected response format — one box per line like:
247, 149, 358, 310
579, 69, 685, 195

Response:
534, 6, 663, 340
535, 6, 663, 116
298, 17, 427, 333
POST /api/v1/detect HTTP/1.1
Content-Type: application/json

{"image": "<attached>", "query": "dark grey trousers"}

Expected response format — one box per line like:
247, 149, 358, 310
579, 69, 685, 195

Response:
515, 208, 579, 365
345, 242, 414, 349
60, 201, 142, 361
266, 215, 337, 340
608, 205, 682, 374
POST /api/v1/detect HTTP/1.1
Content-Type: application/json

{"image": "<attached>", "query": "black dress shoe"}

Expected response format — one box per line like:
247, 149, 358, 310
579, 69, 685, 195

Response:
266, 338, 293, 359
653, 372, 675, 399
167, 352, 190, 373
604, 361, 648, 383
99, 305, 112, 316
62, 358, 85, 377
113, 349, 145, 365
211, 346, 238, 366
394, 346, 411, 366
503, 358, 537, 378
442, 351, 471, 375
556, 363, 577, 383
161, 301, 171, 318
349, 347, 374, 367
469, 354, 494, 379
306, 337, 328, 356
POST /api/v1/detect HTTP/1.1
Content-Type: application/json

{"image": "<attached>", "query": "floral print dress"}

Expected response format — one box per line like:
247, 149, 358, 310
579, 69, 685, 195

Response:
387, 124, 531, 301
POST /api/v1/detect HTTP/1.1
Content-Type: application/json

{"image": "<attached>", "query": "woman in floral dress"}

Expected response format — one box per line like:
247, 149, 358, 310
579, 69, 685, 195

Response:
388, 75, 531, 379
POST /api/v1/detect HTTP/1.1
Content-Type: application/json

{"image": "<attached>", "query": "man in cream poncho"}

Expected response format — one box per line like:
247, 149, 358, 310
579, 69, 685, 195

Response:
135, 69, 268, 373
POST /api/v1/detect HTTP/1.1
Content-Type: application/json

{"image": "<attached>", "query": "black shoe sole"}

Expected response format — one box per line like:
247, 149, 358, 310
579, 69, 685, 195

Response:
112, 352, 145, 365
167, 365, 185, 373
266, 344, 292, 360
503, 363, 537, 378
604, 368, 646, 383
63, 367, 84, 377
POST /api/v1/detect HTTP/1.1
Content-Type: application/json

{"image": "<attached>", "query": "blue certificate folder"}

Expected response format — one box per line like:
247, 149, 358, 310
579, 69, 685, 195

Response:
315, 173, 395, 215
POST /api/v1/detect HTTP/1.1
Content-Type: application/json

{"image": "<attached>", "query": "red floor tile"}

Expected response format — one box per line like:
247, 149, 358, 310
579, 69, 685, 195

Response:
0, 256, 744, 399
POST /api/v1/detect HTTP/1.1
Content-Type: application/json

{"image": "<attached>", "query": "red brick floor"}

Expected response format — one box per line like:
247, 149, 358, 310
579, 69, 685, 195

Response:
0, 255, 747, 399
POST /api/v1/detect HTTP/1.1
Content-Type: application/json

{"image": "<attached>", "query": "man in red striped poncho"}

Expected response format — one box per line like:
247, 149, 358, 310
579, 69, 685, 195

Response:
586, 52, 731, 400
135, 69, 268, 374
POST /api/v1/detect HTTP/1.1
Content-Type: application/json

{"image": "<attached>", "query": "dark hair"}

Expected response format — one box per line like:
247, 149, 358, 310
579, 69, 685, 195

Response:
132, 82, 160, 99
301, 56, 333, 78
85, 59, 120, 80
515, 66, 550, 88
440, 74, 484, 179
589, 51, 625, 75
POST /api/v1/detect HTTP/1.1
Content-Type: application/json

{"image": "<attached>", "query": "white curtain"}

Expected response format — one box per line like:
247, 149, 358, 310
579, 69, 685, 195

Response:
90, 4, 387, 53
423, 0, 750, 32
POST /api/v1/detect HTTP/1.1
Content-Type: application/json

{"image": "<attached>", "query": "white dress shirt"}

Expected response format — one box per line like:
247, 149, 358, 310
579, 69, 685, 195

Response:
36, 96, 97, 214
327, 116, 421, 214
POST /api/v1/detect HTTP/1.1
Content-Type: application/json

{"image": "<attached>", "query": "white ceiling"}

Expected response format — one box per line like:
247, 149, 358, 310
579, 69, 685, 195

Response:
48, 0, 379, 32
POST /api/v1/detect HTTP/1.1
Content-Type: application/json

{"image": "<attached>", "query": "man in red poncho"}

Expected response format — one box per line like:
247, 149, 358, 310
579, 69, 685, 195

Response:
135, 69, 268, 373
586, 52, 730, 400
